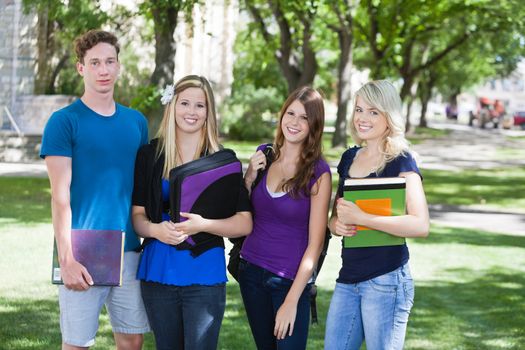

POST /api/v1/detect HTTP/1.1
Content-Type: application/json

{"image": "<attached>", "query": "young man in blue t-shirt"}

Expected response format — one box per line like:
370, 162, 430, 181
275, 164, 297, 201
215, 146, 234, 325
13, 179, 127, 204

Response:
40, 30, 150, 349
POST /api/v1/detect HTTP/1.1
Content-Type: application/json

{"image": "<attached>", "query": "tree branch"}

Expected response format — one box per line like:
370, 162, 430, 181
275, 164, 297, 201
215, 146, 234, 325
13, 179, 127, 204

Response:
414, 31, 471, 74
245, 1, 272, 44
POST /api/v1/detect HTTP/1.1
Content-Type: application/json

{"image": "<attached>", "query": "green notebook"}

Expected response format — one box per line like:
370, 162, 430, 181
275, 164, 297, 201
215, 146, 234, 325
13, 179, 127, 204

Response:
343, 177, 406, 248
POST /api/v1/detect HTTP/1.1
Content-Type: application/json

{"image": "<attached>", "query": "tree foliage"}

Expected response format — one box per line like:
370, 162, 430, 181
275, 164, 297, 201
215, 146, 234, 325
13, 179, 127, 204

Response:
230, 25, 288, 98
220, 85, 280, 140
22, 0, 110, 94
139, 0, 200, 87
243, 0, 322, 93
23, 0, 525, 139
323, 0, 357, 147
353, 0, 525, 129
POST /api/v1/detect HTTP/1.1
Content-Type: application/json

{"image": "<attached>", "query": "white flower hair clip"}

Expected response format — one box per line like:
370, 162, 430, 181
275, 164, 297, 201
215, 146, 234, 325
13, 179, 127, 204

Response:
160, 84, 175, 105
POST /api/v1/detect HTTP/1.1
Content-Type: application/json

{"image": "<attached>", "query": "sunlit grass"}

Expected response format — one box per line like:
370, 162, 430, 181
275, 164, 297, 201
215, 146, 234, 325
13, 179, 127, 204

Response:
422, 167, 525, 211
407, 126, 451, 144
496, 146, 525, 161
2, 132, 524, 348
0, 177, 51, 225
2, 221, 524, 349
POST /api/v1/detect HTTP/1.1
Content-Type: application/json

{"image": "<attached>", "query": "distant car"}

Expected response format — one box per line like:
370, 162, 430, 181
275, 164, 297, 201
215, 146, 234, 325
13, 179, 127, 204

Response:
513, 111, 525, 130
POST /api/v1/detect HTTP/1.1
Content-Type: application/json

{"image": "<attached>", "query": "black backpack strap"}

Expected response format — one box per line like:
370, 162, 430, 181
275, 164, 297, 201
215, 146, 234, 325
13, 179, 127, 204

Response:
228, 144, 274, 281
309, 284, 319, 324
309, 227, 332, 324
251, 143, 274, 190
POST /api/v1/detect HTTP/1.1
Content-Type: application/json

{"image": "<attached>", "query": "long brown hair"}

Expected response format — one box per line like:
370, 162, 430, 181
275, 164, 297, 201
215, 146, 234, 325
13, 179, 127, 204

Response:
156, 75, 220, 178
273, 86, 325, 197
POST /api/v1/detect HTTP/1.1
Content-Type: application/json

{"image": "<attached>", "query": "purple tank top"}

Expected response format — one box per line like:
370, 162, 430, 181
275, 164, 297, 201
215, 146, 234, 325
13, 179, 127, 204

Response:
240, 159, 331, 279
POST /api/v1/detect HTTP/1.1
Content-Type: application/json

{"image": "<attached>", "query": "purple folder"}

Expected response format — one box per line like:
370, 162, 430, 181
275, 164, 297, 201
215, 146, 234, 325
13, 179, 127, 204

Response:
52, 229, 125, 286
168, 149, 243, 256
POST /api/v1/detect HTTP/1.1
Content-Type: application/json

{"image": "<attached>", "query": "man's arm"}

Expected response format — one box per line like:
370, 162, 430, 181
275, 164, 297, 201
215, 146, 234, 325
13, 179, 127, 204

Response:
46, 156, 93, 290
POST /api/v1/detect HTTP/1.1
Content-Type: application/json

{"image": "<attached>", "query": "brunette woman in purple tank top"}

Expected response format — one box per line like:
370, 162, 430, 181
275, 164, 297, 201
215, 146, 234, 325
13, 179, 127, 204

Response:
239, 87, 332, 349
324, 80, 429, 350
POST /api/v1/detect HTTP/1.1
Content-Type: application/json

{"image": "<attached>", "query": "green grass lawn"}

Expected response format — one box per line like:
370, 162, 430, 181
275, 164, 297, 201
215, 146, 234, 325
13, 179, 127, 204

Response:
1, 149, 524, 349
2, 220, 524, 348
407, 126, 450, 145
422, 167, 525, 212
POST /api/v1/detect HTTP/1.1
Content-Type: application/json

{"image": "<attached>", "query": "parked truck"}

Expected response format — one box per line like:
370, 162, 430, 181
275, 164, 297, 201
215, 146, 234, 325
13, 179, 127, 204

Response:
468, 97, 506, 129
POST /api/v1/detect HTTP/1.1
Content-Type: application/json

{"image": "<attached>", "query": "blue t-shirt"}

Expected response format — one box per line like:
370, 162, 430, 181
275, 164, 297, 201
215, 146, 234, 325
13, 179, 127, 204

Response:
40, 99, 148, 251
137, 179, 227, 286
336, 146, 421, 284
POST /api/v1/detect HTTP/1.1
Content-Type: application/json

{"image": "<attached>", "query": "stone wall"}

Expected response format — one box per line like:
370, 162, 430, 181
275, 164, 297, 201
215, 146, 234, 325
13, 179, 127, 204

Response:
0, 132, 42, 161
0, 0, 37, 128
0, 94, 75, 162
14, 95, 76, 134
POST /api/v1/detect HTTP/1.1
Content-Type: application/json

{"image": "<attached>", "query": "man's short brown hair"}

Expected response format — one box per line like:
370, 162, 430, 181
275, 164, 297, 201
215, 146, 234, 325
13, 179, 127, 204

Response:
74, 30, 120, 64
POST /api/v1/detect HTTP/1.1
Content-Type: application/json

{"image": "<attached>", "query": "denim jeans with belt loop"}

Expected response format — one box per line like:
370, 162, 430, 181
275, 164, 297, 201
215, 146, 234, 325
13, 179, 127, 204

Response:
324, 263, 415, 350
238, 258, 311, 350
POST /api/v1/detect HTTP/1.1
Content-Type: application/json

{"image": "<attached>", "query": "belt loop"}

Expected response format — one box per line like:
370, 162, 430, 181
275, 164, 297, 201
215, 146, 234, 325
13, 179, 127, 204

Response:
401, 263, 408, 278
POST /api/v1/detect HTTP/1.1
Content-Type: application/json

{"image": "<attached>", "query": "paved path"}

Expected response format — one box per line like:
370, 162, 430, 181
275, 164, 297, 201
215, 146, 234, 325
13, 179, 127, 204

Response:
412, 121, 525, 171
0, 161, 47, 177
429, 204, 524, 236
411, 121, 525, 235
1, 121, 524, 235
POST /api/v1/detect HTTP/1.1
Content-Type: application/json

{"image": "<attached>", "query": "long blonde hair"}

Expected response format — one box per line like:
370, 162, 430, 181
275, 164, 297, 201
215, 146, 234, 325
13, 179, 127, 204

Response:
156, 75, 220, 178
349, 80, 413, 174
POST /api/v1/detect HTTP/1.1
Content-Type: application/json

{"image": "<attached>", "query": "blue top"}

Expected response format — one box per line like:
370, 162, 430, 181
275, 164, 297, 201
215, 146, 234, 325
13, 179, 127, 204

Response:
136, 179, 227, 286
336, 146, 421, 284
40, 99, 148, 251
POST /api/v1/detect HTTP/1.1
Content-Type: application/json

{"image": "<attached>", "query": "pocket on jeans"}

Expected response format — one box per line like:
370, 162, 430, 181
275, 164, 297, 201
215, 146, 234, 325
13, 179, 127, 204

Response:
238, 258, 247, 272
267, 275, 293, 289
403, 280, 415, 309
369, 270, 399, 293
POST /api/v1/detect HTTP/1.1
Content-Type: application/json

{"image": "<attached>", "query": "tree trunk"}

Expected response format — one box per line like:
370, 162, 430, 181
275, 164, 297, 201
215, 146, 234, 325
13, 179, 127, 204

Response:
332, 30, 353, 148
273, 2, 316, 93
418, 74, 436, 128
149, 3, 179, 87
47, 52, 70, 94
400, 73, 416, 131
247, 1, 317, 94
295, 19, 317, 90
419, 95, 429, 128
448, 88, 460, 108
279, 60, 300, 93
399, 76, 413, 102
34, 6, 53, 94
405, 94, 414, 132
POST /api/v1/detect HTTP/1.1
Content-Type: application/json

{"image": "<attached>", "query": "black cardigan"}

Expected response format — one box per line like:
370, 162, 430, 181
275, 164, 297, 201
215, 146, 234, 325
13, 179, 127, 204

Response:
132, 139, 251, 256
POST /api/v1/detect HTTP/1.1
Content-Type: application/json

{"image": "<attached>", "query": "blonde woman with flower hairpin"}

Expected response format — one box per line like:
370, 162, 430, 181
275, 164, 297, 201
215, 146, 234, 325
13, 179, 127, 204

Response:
131, 75, 252, 349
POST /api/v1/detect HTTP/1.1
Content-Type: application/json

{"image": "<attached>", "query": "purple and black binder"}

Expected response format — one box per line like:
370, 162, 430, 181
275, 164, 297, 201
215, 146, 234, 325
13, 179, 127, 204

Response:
168, 149, 244, 256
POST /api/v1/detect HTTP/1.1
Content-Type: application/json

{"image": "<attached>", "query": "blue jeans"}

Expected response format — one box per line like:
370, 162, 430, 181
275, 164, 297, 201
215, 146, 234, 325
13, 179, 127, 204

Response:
324, 264, 415, 350
140, 281, 225, 350
238, 259, 311, 350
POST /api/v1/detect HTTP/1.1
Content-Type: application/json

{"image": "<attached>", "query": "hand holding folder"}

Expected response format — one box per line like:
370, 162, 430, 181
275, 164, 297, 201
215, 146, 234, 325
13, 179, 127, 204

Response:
342, 177, 406, 248
52, 229, 125, 286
